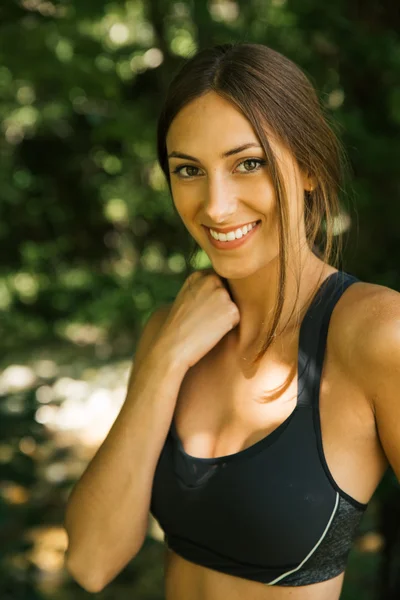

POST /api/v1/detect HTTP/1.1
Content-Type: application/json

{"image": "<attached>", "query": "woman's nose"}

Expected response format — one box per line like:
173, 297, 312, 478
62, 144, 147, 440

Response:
203, 176, 236, 224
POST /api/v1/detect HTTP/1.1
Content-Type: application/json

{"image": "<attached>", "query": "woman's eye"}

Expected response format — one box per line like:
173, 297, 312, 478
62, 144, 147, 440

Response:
171, 158, 266, 179
172, 165, 200, 178
236, 159, 266, 173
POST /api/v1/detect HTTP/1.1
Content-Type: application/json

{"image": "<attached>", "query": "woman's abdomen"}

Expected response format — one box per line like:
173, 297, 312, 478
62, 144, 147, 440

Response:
163, 547, 345, 600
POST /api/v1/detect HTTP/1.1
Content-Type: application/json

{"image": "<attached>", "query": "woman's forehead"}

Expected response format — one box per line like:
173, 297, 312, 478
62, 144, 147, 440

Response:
165, 93, 298, 172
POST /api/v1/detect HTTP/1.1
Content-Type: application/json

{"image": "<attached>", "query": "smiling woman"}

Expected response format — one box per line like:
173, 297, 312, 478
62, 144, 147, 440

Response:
157, 42, 349, 362
150, 42, 391, 599
64, 41, 400, 600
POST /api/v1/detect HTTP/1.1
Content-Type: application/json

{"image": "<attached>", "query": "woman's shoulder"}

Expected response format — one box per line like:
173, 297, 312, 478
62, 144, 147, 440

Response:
334, 277, 400, 480
334, 277, 400, 342
330, 276, 400, 397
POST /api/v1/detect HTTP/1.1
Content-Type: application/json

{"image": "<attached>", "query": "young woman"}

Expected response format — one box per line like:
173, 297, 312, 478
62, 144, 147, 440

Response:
64, 43, 400, 600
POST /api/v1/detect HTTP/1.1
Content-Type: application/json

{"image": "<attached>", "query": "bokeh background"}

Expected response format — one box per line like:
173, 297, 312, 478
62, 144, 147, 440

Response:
1, 0, 400, 598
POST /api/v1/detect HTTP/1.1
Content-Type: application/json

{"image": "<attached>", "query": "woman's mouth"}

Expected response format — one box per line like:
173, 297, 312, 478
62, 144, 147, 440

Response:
204, 220, 261, 250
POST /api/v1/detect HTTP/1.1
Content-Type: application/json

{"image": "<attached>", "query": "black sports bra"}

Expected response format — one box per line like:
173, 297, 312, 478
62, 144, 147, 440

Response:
150, 270, 369, 586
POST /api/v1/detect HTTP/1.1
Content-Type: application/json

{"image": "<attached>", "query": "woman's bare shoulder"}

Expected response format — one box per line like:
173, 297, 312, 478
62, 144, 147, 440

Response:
335, 279, 399, 332
330, 278, 400, 385
337, 280, 400, 480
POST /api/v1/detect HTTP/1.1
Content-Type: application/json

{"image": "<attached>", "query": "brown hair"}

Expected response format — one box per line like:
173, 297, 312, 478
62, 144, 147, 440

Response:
156, 41, 351, 365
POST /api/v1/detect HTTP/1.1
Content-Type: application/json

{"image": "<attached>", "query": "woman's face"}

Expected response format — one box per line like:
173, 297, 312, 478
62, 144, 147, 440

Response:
165, 91, 312, 278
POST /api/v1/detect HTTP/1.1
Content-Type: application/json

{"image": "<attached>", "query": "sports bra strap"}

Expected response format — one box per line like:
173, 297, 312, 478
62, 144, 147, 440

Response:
297, 271, 360, 408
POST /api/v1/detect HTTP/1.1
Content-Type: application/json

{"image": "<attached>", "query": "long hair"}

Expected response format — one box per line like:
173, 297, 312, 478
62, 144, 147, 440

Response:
156, 41, 351, 365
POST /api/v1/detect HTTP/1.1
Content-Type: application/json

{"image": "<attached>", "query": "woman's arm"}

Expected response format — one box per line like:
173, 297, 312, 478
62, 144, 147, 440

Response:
349, 286, 400, 480
64, 304, 186, 592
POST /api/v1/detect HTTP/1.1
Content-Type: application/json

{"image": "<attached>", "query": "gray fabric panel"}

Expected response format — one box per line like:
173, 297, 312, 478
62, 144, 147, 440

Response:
268, 494, 365, 586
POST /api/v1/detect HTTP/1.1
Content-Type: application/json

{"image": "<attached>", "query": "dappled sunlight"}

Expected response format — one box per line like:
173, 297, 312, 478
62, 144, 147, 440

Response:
0, 349, 139, 595
35, 360, 131, 448
0, 358, 131, 452
0, 365, 36, 393
24, 525, 69, 590
356, 532, 384, 553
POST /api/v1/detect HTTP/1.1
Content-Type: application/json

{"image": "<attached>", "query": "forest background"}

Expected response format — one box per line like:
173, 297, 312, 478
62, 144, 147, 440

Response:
1, 0, 400, 599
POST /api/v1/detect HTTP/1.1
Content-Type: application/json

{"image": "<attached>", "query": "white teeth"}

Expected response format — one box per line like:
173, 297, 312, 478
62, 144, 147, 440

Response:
210, 221, 258, 242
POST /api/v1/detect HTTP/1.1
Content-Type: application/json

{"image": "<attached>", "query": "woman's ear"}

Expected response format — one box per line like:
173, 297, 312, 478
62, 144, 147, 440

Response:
303, 170, 317, 192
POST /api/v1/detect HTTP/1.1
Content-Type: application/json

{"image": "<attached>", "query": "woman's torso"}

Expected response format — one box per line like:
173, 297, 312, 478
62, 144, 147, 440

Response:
157, 269, 388, 600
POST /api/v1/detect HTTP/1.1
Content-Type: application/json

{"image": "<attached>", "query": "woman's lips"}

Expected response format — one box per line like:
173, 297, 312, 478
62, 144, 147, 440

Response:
204, 221, 261, 250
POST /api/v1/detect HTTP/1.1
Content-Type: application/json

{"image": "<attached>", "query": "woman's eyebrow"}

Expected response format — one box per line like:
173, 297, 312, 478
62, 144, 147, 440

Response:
167, 143, 262, 162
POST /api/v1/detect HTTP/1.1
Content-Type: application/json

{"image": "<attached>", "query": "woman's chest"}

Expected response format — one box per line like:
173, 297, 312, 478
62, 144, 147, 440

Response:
172, 325, 387, 506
